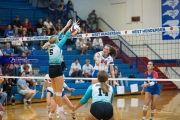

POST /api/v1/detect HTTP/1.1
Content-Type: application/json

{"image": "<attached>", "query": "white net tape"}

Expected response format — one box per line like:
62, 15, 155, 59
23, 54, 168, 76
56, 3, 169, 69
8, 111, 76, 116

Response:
0, 26, 179, 42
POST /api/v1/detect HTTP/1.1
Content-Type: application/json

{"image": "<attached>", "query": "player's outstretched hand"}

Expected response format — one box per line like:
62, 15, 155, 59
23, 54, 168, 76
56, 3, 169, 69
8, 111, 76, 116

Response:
72, 20, 80, 26
65, 19, 72, 28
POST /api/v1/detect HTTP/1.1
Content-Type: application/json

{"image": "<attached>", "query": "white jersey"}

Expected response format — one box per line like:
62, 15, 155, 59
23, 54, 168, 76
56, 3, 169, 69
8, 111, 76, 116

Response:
91, 83, 113, 103
94, 51, 114, 72
49, 44, 62, 64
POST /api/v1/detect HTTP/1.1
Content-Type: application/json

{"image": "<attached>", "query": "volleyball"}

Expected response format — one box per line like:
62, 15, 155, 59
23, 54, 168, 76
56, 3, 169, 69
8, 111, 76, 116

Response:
70, 25, 80, 35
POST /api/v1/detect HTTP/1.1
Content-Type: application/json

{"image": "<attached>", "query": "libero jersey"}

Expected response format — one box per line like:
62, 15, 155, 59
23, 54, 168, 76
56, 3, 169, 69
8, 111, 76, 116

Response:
49, 31, 70, 64
94, 51, 114, 72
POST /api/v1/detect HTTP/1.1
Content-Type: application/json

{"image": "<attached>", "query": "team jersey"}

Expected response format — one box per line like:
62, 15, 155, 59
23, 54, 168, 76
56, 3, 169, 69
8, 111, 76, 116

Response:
49, 31, 70, 64
93, 51, 114, 72
80, 83, 114, 104
144, 70, 159, 88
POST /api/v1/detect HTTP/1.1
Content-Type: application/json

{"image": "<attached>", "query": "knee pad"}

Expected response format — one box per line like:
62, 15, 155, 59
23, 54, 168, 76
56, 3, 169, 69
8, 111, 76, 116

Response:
151, 109, 156, 113
56, 92, 62, 96
143, 105, 148, 111
53, 92, 56, 95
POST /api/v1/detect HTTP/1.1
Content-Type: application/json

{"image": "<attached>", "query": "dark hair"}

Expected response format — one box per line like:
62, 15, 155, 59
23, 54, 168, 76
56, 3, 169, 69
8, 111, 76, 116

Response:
74, 58, 79, 62
3, 73, 12, 84
97, 71, 109, 94
105, 44, 118, 59
149, 61, 155, 66
67, 0, 72, 6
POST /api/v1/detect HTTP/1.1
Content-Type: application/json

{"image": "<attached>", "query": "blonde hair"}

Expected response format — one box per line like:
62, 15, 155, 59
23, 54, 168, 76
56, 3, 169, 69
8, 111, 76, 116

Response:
97, 71, 109, 94
42, 35, 59, 49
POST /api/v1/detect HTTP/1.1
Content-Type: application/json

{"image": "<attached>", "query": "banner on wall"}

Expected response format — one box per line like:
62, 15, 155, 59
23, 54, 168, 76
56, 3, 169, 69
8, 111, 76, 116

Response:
162, 0, 180, 40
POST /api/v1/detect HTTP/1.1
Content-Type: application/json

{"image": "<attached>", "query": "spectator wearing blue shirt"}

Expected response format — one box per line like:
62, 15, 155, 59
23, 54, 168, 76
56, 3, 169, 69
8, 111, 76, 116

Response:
4, 25, 14, 37
17, 71, 36, 105
3, 43, 14, 56
66, 0, 76, 21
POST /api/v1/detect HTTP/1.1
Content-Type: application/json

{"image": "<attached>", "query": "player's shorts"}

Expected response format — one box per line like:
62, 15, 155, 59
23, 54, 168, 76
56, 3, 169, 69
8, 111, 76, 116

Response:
145, 86, 161, 96
92, 70, 99, 78
49, 65, 63, 78
47, 90, 65, 97
90, 101, 113, 120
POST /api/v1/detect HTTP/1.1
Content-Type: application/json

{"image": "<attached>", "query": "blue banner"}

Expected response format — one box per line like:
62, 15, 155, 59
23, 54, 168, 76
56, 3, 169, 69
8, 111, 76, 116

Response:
0, 56, 49, 64
162, 0, 180, 40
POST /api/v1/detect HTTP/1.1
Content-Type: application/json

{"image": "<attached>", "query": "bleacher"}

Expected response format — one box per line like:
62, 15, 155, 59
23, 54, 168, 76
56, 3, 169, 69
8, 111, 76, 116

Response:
0, 0, 145, 104
0, 0, 48, 26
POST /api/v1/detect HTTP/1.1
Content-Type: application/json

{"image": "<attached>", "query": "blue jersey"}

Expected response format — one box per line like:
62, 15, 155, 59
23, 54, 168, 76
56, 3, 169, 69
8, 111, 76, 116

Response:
80, 83, 114, 104
49, 31, 70, 64
144, 71, 159, 88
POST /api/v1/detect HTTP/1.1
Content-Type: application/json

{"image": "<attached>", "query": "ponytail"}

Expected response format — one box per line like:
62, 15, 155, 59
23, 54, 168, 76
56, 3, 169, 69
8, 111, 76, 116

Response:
100, 82, 109, 94
105, 44, 118, 59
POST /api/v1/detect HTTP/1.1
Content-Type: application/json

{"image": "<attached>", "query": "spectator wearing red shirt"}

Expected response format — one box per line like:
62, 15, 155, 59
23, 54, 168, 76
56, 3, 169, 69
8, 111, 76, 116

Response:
22, 18, 34, 36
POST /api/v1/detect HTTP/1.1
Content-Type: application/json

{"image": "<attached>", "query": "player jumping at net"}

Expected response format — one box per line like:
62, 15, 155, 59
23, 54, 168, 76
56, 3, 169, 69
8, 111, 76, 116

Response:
42, 19, 78, 119
41, 74, 77, 120
73, 70, 114, 120
92, 44, 119, 86
141, 61, 161, 120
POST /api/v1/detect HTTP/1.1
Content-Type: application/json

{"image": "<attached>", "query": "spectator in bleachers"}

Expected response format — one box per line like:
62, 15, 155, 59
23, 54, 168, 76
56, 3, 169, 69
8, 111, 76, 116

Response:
4, 64, 17, 84
66, 0, 76, 21
76, 38, 88, 55
92, 37, 103, 53
11, 16, 23, 34
3, 43, 14, 56
56, 19, 63, 29
82, 59, 93, 81
80, 22, 87, 33
44, 18, 56, 35
56, 25, 62, 34
22, 18, 34, 36
88, 10, 99, 30
36, 18, 44, 36
69, 58, 84, 83
3, 73, 15, 105
81, 31, 92, 50
57, 0, 66, 24
0, 82, 7, 105
21, 64, 36, 90
17, 71, 36, 104
4, 25, 14, 37
39, 29, 48, 50
11, 38, 31, 55
49, 0, 57, 23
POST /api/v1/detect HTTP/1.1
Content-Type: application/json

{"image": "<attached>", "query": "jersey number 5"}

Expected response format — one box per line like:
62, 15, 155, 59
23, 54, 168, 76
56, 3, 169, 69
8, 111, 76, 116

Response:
50, 49, 53, 55
98, 88, 108, 96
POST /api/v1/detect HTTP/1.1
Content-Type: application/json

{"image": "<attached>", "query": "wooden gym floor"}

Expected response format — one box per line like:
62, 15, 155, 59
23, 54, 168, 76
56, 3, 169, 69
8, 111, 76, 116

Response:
2, 91, 180, 120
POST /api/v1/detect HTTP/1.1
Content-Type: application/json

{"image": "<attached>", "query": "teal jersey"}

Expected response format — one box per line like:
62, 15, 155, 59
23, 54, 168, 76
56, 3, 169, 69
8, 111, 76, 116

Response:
49, 31, 70, 64
80, 83, 114, 104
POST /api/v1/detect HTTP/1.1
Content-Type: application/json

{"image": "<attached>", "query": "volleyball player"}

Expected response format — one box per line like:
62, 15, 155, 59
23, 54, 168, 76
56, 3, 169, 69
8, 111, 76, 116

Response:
141, 61, 161, 120
42, 20, 78, 119
41, 74, 77, 120
74, 71, 114, 120
92, 44, 119, 86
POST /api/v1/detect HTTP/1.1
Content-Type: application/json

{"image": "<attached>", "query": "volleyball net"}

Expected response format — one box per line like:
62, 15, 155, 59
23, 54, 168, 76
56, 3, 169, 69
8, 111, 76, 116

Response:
0, 26, 179, 85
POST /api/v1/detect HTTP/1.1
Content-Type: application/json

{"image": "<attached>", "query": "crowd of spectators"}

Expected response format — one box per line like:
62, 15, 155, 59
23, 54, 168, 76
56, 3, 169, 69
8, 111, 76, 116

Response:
0, 0, 103, 105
